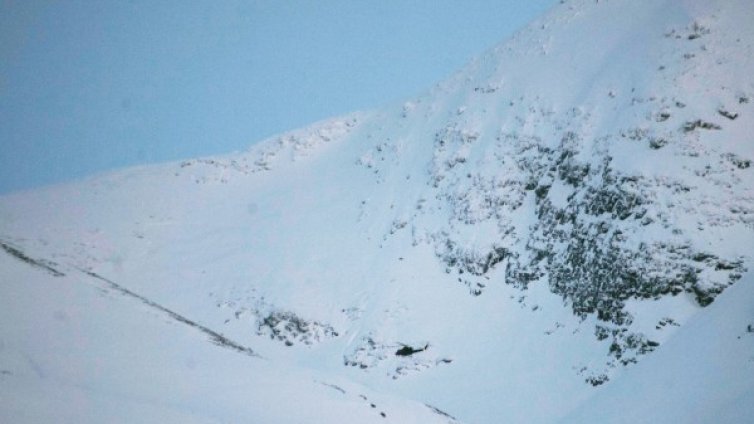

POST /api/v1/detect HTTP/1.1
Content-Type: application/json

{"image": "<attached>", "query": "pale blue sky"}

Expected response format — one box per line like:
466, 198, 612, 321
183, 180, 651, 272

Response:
0, 0, 555, 194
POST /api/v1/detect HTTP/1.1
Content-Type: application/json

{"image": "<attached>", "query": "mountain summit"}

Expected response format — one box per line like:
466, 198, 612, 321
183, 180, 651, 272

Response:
2, 0, 753, 422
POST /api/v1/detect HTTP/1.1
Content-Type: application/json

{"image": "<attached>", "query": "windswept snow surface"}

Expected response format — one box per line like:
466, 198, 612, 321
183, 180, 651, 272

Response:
1, 0, 754, 422
0, 251, 452, 424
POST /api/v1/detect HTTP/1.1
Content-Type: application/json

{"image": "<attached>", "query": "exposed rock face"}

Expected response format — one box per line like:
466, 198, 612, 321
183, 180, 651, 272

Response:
1, 1, 753, 422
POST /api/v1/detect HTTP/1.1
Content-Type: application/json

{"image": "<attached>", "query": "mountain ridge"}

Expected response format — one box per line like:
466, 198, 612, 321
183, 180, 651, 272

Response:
2, 0, 753, 422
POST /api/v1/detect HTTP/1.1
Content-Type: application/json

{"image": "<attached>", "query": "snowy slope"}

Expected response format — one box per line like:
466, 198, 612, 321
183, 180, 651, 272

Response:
561, 271, 754, 424
1, 0, 753, 423
0, 245, 456, 424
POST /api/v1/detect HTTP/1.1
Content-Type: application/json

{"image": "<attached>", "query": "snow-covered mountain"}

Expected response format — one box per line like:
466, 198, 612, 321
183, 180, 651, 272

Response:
2, 0, 753, 422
